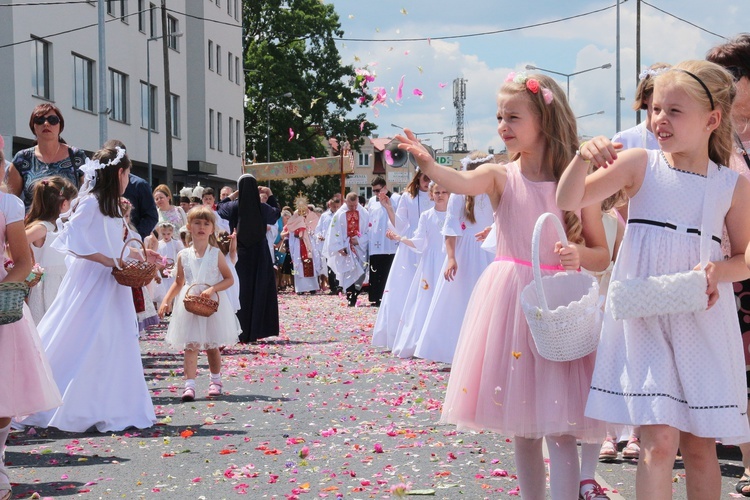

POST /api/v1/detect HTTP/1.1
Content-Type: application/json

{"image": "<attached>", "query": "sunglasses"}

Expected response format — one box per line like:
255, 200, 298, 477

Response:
372, 188, 382, 193
726, 66, 747, 82
33, 115, 61, 126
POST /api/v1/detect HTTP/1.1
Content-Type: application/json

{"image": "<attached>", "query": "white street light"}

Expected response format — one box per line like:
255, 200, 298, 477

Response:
524, 63, 612, 99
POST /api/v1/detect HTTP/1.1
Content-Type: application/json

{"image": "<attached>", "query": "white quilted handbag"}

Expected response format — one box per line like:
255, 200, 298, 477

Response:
608, 162, 716, 320
521, 213, 601, 362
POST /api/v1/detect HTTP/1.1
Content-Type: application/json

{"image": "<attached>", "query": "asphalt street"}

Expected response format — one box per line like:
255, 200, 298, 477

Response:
4, 291, 746, 499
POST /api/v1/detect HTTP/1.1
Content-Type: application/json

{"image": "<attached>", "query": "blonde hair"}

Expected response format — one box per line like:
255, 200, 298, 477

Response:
499, 74, 583, 244
633, 62, 671, 111
655, 60, 736, 167
186, 206, 219, 247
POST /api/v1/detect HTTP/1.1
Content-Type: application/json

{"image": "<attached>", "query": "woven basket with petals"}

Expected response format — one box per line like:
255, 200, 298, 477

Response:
0, 281, 29, 325
111, 238, 157, 288
520, 213, 602, 362
183, 283, 219, 317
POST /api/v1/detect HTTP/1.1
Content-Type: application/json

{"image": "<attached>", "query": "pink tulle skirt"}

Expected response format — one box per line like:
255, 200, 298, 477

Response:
0, 305, 62, 418
440, 261, 605, 441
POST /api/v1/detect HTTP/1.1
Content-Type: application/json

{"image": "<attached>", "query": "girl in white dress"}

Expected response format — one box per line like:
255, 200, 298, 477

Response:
0, 174, 62, 500
389, 182, 449, 359
153, 222, 184, 304
415, 153, 495, 363
558, 60, 750, 498
159, 207, 241, 402
24, 176, 77, 324
23, 146, 158, 432
371, 170, 433, 348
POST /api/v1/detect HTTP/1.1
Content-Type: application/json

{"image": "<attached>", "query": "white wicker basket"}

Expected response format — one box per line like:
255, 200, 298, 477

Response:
520, 213, 602, 362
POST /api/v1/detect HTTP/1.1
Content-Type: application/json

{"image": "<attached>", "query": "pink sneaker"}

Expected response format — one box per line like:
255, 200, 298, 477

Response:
208, 381, 223, 397
181, 387, 195, 402
579, 479, 610, 500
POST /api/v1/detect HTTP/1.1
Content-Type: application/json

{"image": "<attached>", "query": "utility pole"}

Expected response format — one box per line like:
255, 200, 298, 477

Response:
615, 0, 622, 133
97, 0, 107, 146
635, 0, 642, 124
161, 0, 174, 189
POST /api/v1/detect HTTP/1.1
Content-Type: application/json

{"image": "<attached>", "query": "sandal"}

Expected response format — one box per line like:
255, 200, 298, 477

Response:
622, 437, 640, 460
579, 479, 610, 500
736, 476, 750, 497
208, 381, 223, 397
598, 438, 618, 461
181, 387, 195, 402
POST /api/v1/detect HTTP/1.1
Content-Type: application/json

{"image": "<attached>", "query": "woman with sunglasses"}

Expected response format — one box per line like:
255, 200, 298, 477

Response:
5, 104, 88, 211
706, 33, 750, 497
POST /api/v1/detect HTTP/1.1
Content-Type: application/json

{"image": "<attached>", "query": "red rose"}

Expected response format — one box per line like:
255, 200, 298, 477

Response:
526, 79, 540, 94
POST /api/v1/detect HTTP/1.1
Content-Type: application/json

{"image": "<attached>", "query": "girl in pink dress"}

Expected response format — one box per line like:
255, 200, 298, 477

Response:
397, 73, 611, 500
0, 187, 62, 500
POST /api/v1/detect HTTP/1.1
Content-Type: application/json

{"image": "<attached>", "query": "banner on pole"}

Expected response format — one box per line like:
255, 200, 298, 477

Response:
242, 154, 354, 181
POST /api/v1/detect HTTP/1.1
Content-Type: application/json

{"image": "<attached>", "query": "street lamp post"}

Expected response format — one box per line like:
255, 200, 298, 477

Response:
524, 63, 612, 100
146, 31, 182, 186
575, 110, 605, 120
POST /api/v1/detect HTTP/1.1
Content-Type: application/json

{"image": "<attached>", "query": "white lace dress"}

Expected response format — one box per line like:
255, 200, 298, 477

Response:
27, 221, 67, 325
165, 246, 241, 349
585, 150, 750, 444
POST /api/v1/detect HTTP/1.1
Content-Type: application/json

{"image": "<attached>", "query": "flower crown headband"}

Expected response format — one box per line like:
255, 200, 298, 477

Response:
460, 154, 495, 171
505, 72, 554, 105
638, 66, 670, 81
79, 146, 127, 182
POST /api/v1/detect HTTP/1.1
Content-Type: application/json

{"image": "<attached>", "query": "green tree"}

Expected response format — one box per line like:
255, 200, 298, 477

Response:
242, 0, 376, 207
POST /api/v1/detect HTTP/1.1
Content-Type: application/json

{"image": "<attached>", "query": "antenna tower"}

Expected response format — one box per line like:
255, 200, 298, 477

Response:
451, 78, 467, 152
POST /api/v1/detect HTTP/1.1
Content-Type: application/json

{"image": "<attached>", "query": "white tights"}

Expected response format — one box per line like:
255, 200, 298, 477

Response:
514, 435, 582, 500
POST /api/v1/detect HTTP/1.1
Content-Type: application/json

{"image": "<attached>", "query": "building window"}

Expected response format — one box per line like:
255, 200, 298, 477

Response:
234, 0, 239, 20
235, 56, 240, 84
106, 0, 116, 16
216, 0, 220, 7
209, 108, 215, 149
236, 119, 242, 157
149, 3, 157, 37
227, 52, 233, 82
73, 54, 94, 112
138, 0, 146, 32
227, 0, 231, 15
167, 16, 179, 51
120, 0, 128, 23
216, 45, 222, 75
140, 81, 157, 130
208, 40, 214, 71
31, 38, 51, 99
217, 112, 223, 151
358, 153, 370, 167
109, 69, 128, 123
170, 94, 180, 138
228, 117, 234, 155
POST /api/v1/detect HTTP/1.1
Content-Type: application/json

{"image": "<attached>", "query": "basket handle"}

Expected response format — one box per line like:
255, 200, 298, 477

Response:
118, 237, 147, 266
531, 212, 569, 313
186, 283, 220, 305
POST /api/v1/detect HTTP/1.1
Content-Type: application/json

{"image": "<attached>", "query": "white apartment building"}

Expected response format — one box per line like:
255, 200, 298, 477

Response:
0, 0, 245, 191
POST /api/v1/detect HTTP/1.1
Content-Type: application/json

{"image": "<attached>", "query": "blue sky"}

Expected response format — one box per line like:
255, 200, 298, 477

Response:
325, 0, 746, 154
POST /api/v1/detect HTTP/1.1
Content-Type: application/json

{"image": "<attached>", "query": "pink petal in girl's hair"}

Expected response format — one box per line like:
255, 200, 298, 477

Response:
542, 88, 554, 105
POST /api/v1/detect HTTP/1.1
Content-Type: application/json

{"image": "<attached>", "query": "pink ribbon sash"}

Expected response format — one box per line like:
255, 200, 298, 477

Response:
494, 255, 565, 271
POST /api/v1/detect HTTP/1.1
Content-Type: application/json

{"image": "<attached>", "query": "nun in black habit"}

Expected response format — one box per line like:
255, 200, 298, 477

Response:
229, 174, 280, 342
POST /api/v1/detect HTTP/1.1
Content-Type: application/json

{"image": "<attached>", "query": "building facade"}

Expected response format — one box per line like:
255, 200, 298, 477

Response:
0, 0, 244, 191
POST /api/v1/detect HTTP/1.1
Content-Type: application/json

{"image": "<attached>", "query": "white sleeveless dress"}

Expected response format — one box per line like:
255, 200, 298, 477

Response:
27, 221, 67, 325
165, 246, 242, 349
586, 150, 750, 444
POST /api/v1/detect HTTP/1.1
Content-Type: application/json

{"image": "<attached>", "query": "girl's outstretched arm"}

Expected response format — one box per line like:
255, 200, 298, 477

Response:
25, 223, 48, 248
557, 136, 647, 211
396, 129, 506, 204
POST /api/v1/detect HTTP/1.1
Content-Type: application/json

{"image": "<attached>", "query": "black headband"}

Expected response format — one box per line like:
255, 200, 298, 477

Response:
675, 69, 715, 110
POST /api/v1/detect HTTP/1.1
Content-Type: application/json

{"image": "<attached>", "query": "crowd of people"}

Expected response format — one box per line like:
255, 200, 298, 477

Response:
0, 33, 749, 500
